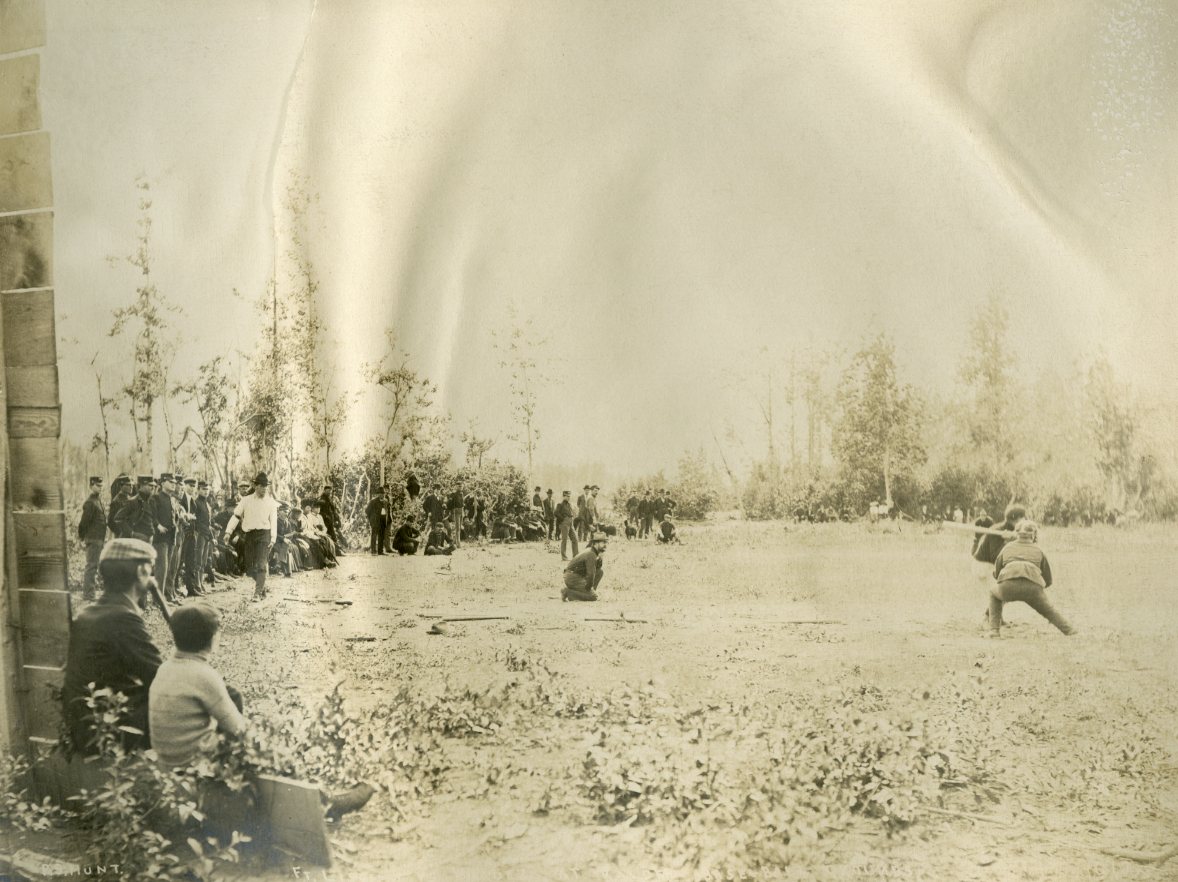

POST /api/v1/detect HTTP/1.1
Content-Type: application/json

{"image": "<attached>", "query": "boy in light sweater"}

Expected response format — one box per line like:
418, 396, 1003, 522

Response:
149, 604, 246, 766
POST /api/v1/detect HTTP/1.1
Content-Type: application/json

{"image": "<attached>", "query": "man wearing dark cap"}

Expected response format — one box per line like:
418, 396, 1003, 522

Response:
61, 538, 164, 755
542, 489, 556, 540
152, 474, 179, 602
176, 476, 198, 596
191, 481, 213, 596
78, 476, 107, 600
108, 475, 134, 537
556, 490, 578, 561
532, 486, 543, 510
223, 472, 279, 600
113, 476, 159, 544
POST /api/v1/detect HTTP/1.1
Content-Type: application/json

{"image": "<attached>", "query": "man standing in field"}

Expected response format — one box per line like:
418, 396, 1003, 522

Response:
638, 490, 654, 539
586, 485, 600, 534
191, 480, 213, 596
562, 531, 608, 601
78, 476, 107, 601
542, 489, 556, 540
153, 473, 179, 602
223, 472, 279, 601
576, 486, 590, 543
366, 486, 387, 555
557, 490, 578, 560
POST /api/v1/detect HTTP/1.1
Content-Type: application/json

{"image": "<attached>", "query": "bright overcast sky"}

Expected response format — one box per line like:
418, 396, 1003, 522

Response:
42, 0, 1178, 477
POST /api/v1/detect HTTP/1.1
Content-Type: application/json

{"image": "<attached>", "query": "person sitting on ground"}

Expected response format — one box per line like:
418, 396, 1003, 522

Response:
392, 516, 421, 556
424, 522, 454, 556
302, 500, 338, 566
288, 506, 323, 569
272, 502, 299, 576
657, 514, 679, 544
62, 538, 164, 755
562, 531, 608, 602
149, 603, 246, 767
989, 519, 1076, 638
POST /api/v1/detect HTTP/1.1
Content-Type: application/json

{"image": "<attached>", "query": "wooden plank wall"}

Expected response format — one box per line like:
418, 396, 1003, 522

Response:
1, 0, 71, 756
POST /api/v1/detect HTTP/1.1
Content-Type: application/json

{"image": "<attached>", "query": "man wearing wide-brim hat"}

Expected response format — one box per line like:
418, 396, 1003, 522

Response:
222, 472, 279, 600
562, 531, 608, 601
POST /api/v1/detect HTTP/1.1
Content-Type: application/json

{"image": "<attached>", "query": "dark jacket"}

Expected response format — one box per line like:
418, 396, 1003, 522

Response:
556, 499, 575, 523
406, 475, 421, 500
62, 592, 163, 754
152, 491, 176, 542
194, 496, 213, 538
79, 492, 107, 543
542, 495, 556, 519
366, 496, 387, 526
108, 490, 134, 536
319, 494, 341, 533
565, 548, 603, 584
393, 524, 420, 548
113, 494, 158, 542
973, 519, 1015, 564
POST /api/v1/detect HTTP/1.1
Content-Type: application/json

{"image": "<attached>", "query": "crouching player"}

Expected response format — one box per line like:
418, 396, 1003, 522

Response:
988, 520, 1076, 638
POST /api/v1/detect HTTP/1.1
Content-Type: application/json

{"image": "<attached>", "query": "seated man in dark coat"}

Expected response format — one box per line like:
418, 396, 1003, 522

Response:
424, 523, 455, 556
392, 517, 421, 556
62, 538, 165, 755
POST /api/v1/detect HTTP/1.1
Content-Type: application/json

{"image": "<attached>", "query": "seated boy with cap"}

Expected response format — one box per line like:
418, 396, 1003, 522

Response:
149, 603, 246, 767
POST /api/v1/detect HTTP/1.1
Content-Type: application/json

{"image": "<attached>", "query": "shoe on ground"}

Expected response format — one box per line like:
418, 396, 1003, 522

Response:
324, 783, 376, 820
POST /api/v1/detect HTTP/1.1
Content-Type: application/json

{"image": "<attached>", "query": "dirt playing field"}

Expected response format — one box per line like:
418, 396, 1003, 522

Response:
158, 520, 1178, 881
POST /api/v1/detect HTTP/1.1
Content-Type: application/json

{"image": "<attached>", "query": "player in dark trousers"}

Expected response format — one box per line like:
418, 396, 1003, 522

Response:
989, 520, 1076, 638
563, 532, 608, 601
974, 503, 1024, 625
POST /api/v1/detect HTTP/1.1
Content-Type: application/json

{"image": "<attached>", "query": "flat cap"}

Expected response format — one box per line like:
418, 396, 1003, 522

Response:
99, 538, 157, 565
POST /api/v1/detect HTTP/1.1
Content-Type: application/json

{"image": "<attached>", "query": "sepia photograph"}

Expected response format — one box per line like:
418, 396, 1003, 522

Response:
1, 0, 1176, 879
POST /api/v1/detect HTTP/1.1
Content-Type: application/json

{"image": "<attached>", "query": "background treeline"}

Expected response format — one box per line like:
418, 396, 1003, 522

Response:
64, 182, 1176, 532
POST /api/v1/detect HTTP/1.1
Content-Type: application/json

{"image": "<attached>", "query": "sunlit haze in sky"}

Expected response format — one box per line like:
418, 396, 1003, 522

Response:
43, 0, 1178, 480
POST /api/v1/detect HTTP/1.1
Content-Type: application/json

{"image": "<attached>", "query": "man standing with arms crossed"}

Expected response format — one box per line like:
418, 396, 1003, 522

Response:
223, 472, 279, 601
191, 480, 214, 596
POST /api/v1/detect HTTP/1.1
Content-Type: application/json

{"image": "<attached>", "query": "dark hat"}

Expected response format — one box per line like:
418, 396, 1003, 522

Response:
138, 475, 155, 486
534, 486, 541, 491
159, 472, 174, 482
115, 473, 130, 484
253, 472, 269, 486
197, 480, 208, 489
590, 531, 609, 544
582, 485, 591, 490
322, 483, 332, 490
183, 476, 196, 485
99, 537, 157, 565
278, 501, 289, 510
591, 485, 600, 490
89, 475, 103, 485
562, 490, 571, 497
546, 488, 553, 494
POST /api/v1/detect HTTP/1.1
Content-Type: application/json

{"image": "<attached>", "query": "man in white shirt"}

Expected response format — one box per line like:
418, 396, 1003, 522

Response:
222, 471, 279, 600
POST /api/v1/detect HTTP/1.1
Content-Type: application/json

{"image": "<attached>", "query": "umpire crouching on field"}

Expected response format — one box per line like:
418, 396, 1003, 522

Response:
562, 531, 609, 601
62, 538, 164, 755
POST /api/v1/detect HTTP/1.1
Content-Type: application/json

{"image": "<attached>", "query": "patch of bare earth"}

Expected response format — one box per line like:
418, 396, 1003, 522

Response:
174, 521, 1177, 881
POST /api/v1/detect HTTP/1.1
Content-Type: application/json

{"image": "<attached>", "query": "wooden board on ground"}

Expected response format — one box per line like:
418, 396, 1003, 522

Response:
20, 664, 62, 740
256, 774, 332, 868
